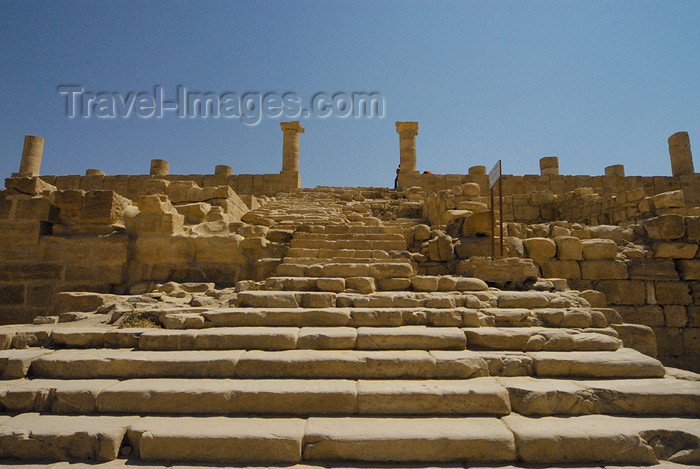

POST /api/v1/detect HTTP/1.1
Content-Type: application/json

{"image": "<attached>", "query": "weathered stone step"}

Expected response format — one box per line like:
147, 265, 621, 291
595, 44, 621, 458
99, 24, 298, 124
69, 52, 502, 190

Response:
500, 376, 700, 416
276, 262, 415, 279
0, 377, 511, 416
293, 232, 406, 240
291, 240, 406, 251
286, 247, 397, 258
202, 306, 489, 327
0, 413, 138, 461
279, 257, 409, 266
137, 326, 466, 351
24, 348, 665, 380
464, 326, 622, 351
0, 413, 697, 465
502, 414, 700, 465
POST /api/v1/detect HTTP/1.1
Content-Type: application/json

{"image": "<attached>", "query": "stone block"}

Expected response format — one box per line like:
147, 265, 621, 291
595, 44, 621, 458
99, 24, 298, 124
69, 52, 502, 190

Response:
643, 214, 685, 240
554, 236, 582, 260
685, 216, 700, 242
539, 260, 581, 279
580, 260, 628, 280
174, 202, 210, 224
652, 242, 698, 258
610, 324, 657, 357
461, 211, 492, 237
455, 237, 492, 258
522, 238, 556, 259
655, 281, 691, 305
317, 278, 346, 293
80, 191, 131, 225
376, 278, 412, 291
653, 327, 684, 357
411, 276, 439, 292
663, 305, 687, 327
0, 285, 24, 305
651, 190, 685, 209
581, 239, 617, 259
345, 277, 376, 294
627, 259, 679, 280
678, 260, 700, 280
13, 196, 54, 221
579, 289, 607, 307
595, 280, 646, 305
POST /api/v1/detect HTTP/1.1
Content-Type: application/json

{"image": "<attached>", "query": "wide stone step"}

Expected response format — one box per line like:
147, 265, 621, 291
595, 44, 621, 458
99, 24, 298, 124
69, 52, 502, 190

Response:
464, 326, 622, 351
136, 326, 467, 351
276, 262, 415, 279
202, 306, 488, 327
290, 240, 407, 251
279, 257, 409, 266
285, 247, 397, 259
24, 348, 665, 380
499, 376, 700, 416
293, 232, 406, 240
0, 413, 138, 461
0, 413, 696, 465
0, 377, 511, 416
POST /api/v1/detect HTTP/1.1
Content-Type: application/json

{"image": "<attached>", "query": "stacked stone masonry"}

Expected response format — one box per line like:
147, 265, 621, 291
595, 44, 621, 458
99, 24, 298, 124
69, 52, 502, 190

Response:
0, 127, 699, 467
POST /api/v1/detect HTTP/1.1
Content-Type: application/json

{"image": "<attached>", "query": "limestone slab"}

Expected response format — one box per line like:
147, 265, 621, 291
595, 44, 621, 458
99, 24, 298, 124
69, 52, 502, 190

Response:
302, 417, 515, 462
297, 327, 357, 349
235, 350, 436, 379
356, 326, 466, 350
97, 378, 356, 415
528, 348, 666, 378
129, 416, 305, 463
31, 349, 244, 379
357, 377, 510, 415
0, 413, 137, 461
0, 378, 118, 413
203, 308, 352, 327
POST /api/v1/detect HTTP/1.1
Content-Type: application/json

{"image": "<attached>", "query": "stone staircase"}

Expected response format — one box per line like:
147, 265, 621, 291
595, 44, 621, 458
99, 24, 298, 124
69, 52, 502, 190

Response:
0, 188, 699, 468
0, 283, 699, 467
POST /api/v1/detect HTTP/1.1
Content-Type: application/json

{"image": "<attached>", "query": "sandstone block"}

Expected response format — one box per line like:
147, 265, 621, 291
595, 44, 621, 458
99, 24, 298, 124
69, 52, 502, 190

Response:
368, 262, 413, 279
580, 260, 628, 280
376, 277, 412, 291
627, 259, 679, 280
411, 276, 439, 292
522, 238, 556, 259
655, 281, 691, 305
540, 260, 581, 279
610, 323, 657, 357
679, 260, 700, 280
462, 211, 492, 237
581, 238, 617, 259
579, 289, 607, 307
653, 242, 698, 258
345, 277, 376, 293
596, 280, 646, 305
5, 177, 56, 195
316, 277, 345, 293
302, 417, 515, 462
643, 214, 685, 240
652, 189, 685, 208
174, 202, 210, 224
686, 216, 700, 242
554, 236, 582, 260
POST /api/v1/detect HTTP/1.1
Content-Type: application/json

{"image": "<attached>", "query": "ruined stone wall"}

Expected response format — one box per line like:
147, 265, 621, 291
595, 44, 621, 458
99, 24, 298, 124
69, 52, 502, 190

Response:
36, 170, 300, 199
0, 177, 290, 325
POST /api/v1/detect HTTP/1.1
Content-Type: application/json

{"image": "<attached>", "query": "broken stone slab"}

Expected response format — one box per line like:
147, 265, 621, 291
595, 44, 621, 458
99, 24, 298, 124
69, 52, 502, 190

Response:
504, 414, 700, 465
0, 378, 119, 414
0, 413, 138, 461
128, 416, 305, 463
501, 376, 700, 416
302, 417, 515, 462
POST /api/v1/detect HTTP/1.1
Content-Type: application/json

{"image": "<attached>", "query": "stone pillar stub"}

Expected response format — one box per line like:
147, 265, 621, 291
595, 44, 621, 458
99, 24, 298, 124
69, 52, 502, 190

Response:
281, 121, 305, 173
669, 131, 694, 176
396, 121, 419, 173
19, 135, 44, 177
215, 165, 233, 176
150, 159, 169, 176
605, 164, 625, 177
85, 169, 105, 176
540, 156, 559, 176
469, 165, 487, 176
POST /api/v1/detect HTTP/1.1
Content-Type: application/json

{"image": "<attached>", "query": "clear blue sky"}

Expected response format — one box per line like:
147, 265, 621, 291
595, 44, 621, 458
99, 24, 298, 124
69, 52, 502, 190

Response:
1, 1, 699, 189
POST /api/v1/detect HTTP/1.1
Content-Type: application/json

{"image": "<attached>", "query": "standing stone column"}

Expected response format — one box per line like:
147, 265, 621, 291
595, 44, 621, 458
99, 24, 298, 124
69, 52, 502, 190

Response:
669, 131, 694, 176
215, 165, 233, 176
539, 156, 559, 176
605, 164, 625, 177
396, 121, 419, 173
19, 135, 44, 176
281, 121, 305, 172
150, 159, 169, 176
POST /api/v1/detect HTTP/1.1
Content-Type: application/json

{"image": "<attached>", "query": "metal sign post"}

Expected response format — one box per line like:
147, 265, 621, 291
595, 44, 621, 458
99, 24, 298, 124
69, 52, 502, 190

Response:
488, 160, 503, 260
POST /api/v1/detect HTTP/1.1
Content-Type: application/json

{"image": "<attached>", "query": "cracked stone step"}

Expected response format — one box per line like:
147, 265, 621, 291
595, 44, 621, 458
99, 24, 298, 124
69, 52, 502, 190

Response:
202, 307, 488, 327
26, 348, 666, 380
0, 413, 138, 461
127, 416, 306, 463
463, 326, 622, 351
503, 414, 700, 465
302, 417, 516, 462
0, 377, 512, 416
500, 376, 700, 416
